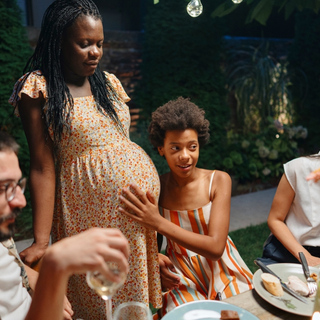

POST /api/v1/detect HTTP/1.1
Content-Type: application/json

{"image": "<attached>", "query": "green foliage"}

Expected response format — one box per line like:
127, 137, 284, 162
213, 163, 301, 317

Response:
229, 222, 270, 273
212, 0, 320, 25
227, 43, 294, 133
0, 0, 33, 233
221, 118, 306, 182
288, 9, 320, 153
135, 0, 229, 170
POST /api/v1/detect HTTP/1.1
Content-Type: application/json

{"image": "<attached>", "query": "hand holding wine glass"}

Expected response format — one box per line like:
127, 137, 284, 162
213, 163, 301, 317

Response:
23, 228, 129, 320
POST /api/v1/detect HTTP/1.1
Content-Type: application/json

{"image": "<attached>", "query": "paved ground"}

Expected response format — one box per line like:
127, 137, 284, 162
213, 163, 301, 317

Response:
15, 187, 277, 253
16, 238, 33, 254
229, 187, 276, 232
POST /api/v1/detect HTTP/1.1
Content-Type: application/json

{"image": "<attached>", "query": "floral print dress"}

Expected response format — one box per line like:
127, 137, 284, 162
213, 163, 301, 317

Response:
9, 71, 162, 320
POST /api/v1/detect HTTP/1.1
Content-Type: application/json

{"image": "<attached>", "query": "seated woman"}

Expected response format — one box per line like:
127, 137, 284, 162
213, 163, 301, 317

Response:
258, 153, 320, 266
119, 97, 253, 317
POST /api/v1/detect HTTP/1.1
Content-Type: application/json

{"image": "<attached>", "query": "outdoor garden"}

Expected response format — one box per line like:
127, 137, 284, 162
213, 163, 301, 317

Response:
1, 0, 320, 271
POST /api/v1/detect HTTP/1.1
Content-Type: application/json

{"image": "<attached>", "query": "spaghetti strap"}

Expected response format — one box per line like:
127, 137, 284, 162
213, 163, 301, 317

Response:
208, 171, 215, 198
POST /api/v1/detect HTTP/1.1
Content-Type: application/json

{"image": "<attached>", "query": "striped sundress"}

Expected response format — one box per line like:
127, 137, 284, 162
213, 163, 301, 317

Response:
159, 172, 253, 316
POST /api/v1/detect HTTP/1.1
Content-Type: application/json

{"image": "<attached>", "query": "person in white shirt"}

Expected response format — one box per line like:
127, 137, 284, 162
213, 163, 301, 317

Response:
0, 131, 130, 320
258, 153, 320, 266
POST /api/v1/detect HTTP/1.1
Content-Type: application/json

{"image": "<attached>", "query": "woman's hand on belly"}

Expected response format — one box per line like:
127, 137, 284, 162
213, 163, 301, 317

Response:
119, 183, 164, 231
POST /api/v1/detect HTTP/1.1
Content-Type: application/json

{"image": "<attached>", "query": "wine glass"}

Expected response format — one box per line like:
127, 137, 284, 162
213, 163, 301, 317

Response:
113, 301, 152, 320
86, 262, 126, 320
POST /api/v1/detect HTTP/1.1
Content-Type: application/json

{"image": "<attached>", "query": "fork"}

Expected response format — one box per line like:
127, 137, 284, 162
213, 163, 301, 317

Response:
299, 251, 317, 295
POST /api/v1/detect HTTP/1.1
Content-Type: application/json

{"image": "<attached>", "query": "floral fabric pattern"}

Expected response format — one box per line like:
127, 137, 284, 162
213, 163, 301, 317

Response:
9, 71, 162, 319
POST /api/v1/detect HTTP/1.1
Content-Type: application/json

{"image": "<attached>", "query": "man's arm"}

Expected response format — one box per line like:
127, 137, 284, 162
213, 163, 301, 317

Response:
24, 265, 73, 319
24, 228, 129, 320
24, 265, 38, 293
18, 93, 56, 267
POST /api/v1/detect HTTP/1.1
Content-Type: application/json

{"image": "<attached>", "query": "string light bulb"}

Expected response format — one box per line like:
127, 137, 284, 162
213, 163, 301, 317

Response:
232, 0, 243, 3
187, 0, 203, 17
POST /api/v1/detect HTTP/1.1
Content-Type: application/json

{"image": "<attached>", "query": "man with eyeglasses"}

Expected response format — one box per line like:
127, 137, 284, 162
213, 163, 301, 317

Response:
0, 131, 130, 320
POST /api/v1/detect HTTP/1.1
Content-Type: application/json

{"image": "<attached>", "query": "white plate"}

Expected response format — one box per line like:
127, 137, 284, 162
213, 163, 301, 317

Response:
253, 263, 318, 316
161, 300, 259, 320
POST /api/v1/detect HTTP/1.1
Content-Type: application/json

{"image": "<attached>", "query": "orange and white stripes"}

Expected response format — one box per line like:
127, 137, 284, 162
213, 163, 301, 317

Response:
159, 203, 253, 317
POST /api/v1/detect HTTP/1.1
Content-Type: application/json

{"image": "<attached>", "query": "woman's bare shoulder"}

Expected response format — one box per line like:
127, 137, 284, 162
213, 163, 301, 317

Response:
210, 170, 231, 200
213, 170, 231, 183
199, 169, 230, 183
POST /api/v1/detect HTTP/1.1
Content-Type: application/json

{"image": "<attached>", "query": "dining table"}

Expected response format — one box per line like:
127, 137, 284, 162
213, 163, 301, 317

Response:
223, 263, 320, 320
224, 288, 311, 320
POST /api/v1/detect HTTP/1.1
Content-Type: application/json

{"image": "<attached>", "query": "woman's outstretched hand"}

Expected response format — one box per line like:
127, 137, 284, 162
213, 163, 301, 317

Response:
119, 183, 163, 230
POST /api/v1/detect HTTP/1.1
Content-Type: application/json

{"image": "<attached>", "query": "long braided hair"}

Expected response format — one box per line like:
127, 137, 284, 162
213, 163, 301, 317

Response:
17, 0, 122, 141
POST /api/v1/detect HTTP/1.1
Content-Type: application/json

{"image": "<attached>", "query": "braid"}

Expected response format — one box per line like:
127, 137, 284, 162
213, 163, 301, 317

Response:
17, 0, 122, 141
89, 66, 121, 127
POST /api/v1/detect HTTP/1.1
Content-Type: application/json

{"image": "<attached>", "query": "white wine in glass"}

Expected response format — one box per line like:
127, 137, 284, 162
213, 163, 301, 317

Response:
86, 262, 126, 320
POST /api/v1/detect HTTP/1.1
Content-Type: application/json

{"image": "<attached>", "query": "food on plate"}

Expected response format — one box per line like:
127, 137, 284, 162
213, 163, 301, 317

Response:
261, 273, 284, 296
311, 273, 318, 282
287, 275, 309, 297
220, 310, 240, 320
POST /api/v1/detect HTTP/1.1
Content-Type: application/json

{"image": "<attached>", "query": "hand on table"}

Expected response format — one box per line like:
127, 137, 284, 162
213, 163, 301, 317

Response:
119, 184, 163, 231
159, 253, 181, 291
20, 242, 48, 268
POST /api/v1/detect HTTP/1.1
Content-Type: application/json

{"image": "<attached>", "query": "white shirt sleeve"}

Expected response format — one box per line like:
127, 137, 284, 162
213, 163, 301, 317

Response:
0, 244, 31, 320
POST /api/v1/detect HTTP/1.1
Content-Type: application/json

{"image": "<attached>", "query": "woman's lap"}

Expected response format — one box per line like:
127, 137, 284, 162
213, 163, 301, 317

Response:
258, 234, 320, 265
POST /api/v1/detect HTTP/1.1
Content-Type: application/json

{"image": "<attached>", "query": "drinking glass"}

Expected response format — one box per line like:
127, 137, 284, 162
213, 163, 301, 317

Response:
86, 262, 126, 320
313, 277, 320, 319
113, 302, 153, 320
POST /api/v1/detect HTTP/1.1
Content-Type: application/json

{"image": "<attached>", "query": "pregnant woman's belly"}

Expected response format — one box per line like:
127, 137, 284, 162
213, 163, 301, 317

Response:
53, 140, 160, 237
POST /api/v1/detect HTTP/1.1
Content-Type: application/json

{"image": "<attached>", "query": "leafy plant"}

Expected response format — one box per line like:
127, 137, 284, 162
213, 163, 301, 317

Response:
288, 9, 320, 153
227, 43, 295, 134
221, 118, 307, 182
212, 0, 320, 26
134, 0, 229, 170
155, 0, 320, 25
0, 0, 33, 235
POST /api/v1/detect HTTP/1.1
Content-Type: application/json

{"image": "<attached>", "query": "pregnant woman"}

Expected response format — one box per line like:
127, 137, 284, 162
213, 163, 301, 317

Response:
9, 0, 161, 318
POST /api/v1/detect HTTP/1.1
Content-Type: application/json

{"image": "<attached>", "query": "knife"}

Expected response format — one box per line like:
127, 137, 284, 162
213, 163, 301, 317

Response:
254, 260, 309, 303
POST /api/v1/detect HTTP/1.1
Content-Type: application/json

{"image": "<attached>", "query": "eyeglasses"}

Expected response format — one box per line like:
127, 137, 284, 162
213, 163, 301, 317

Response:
0, 177, 27, 202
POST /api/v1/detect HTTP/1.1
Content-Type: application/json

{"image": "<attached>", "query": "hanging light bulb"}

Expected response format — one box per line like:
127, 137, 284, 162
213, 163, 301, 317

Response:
232, 0, 243, 3
187, 0, 203, 18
